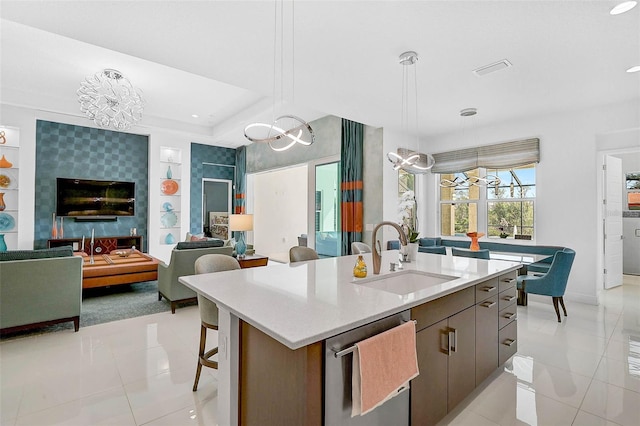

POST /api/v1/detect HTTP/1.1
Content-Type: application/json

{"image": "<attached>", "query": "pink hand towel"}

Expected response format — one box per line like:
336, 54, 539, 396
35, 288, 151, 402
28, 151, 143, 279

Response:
351, 321, 419, 416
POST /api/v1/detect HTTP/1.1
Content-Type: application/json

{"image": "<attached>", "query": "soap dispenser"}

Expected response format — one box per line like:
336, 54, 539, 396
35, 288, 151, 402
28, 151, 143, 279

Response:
353, 255, 368, 278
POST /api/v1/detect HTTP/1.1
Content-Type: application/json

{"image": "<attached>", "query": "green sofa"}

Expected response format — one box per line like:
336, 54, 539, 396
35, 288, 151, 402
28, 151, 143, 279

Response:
158, 241, 234, 313
0, 247, 83, 333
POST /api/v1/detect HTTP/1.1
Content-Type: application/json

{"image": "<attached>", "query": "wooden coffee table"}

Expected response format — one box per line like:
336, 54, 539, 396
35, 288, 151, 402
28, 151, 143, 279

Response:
80, 250, 159, 289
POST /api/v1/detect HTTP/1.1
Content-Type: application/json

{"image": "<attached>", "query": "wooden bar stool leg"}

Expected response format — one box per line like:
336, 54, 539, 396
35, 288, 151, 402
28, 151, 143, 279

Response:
193, 323, 207, 391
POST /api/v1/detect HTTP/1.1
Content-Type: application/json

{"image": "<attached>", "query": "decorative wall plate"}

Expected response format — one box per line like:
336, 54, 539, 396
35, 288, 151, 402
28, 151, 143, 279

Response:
0, 170, 16, 189
161, 179, 179, 195
161, 211, 178, 228
0, 212, 16, 231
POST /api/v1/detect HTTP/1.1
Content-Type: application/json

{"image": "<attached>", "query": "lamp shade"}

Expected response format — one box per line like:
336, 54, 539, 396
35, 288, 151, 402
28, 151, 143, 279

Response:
229, 214, 253, 231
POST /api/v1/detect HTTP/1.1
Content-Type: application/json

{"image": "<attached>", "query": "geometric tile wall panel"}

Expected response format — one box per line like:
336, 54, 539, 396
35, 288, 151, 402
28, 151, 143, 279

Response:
35, 120, 149, 250
190, 142, 236, 234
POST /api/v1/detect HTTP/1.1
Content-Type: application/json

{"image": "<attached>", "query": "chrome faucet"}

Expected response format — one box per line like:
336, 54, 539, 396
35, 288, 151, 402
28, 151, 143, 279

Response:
371, 221, 408, 274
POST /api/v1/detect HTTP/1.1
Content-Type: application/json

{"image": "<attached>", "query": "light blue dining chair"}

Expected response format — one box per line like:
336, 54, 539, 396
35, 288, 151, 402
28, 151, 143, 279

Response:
451, 247, 490, 259
517, 248, 576, 322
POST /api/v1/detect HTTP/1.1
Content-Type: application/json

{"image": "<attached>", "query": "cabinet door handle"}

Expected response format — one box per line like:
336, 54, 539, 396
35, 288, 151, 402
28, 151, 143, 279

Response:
480, 301, 497, 308
501, 278, 516, 284
503, 295, 517, 302
503, 338, 516, 347
481, 286, 497, 293
449, 329, 458, 353
503, 313, 517, 320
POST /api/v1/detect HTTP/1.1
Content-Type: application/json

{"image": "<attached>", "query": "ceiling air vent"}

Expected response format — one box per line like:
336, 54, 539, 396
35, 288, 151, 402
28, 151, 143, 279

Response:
473, 59, 512, 77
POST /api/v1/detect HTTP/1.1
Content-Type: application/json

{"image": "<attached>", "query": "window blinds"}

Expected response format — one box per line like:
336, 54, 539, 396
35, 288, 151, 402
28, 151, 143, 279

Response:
431, 138, 539, 174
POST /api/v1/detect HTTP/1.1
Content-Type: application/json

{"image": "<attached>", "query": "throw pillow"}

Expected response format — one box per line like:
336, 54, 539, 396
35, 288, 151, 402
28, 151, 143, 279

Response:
175, 240, 225, 250
418, 237, 441, 247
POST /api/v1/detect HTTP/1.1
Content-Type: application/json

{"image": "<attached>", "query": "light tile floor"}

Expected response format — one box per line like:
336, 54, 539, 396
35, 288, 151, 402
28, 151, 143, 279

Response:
1, 275, 639, 425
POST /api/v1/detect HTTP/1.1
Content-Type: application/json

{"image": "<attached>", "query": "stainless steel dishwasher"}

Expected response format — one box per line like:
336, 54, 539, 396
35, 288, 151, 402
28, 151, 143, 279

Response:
325, 310, 411, 425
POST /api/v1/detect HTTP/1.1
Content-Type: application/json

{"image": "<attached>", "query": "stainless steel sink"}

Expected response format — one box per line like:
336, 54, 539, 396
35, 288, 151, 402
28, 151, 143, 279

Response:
355, 270, 457, 296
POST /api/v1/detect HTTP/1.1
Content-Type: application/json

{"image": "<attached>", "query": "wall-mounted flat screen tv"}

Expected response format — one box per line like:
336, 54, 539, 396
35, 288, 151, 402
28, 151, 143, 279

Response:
56, 178, 135, 218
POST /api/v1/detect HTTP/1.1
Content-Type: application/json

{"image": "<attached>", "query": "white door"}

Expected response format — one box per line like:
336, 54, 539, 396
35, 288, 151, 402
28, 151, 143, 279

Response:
604, 155, 623, 289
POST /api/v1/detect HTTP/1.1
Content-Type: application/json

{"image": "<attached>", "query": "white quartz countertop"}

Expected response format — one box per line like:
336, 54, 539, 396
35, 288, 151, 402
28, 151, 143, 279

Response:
179, 251, 521, 350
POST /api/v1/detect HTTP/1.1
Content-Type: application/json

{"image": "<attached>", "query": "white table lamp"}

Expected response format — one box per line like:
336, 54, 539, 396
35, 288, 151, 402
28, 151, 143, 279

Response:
229, 214, 253, 258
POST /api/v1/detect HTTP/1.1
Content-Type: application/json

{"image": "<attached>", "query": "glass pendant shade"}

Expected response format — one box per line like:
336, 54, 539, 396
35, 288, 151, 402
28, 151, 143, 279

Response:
77, 69, 144, 131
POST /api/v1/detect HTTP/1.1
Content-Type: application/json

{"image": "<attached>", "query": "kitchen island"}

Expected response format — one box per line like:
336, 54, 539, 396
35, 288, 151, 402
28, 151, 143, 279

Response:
179, 250, 522, 425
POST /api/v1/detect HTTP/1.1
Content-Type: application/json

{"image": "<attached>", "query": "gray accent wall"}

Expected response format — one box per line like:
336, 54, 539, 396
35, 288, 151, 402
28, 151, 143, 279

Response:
34, 120, 149, 250
363, 126, 384, 245
190, 143, 236, 234
246, 114, 383, 245
246, 115, 342, 174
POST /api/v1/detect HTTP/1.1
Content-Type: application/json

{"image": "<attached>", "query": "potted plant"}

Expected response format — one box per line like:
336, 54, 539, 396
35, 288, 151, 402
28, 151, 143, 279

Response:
398, 190, 419, 259
498, 218, 509, 238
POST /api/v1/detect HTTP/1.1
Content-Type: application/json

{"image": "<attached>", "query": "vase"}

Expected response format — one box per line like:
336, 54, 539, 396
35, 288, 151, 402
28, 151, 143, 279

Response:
0, 192, 5, 211
59, 217, 64, 239
466, 232, 485, 251
0, 154, 12, 168
409, 242, 419, 261
0, 234, 6, 252
166, 165, 172, 179
51, 213, 58, 239
353, 255, 367, 278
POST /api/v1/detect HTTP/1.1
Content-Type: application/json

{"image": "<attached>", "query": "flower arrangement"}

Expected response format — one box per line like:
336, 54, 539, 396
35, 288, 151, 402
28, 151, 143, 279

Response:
498, 218, 509, 238
398, 190, 419, 243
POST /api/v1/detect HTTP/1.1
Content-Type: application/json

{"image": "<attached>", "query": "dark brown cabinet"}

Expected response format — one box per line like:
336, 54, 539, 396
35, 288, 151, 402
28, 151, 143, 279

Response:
411, 271, 518, 426
410, 287, 476, 426
48, 235, 143, 254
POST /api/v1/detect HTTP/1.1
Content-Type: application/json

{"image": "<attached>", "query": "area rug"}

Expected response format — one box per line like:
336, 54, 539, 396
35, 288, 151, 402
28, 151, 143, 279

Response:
1, 281, 195, 341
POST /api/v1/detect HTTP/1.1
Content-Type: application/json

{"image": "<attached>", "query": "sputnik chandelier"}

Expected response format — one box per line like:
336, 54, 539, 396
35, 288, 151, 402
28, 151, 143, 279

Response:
244, 0, 314, 151
387, 51, 435, 174
77, 69, 144, 131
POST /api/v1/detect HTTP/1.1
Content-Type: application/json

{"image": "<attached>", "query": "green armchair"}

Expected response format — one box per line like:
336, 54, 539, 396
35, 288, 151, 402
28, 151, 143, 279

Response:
517, 248, 576, 322
158, 245, 233, 313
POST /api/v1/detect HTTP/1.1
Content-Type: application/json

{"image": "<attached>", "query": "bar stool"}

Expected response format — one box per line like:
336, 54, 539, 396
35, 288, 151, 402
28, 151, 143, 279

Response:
192, 254, 240, 391
289, 246, 319, 262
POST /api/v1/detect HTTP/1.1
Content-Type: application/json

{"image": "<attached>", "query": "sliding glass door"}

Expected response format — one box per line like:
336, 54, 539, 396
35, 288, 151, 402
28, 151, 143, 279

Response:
314, 162, 341, 257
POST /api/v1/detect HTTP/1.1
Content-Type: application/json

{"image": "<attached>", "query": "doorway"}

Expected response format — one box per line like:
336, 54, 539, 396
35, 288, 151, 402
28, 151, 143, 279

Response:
202, 179, 232, 237
596, 130, 640, 297
314, 161, 341, 257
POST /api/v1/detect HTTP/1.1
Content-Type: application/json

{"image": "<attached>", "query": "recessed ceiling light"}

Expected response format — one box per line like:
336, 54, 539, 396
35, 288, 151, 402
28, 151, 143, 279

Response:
191, 114, 199, 118
627, 65, 640, 73
610, 1, 637, 15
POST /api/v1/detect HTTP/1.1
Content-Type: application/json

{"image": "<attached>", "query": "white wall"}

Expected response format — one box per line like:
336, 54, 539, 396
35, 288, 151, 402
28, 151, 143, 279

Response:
248, 165, 308, 263
417, 99, 640, 305
0, 103, 224, 264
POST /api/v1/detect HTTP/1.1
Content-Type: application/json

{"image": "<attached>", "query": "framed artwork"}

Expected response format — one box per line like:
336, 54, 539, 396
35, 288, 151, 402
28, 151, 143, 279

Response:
209, 212, 229, 239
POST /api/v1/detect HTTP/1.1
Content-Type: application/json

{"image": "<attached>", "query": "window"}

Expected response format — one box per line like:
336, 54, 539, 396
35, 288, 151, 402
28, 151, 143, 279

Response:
439, 164, 536, 239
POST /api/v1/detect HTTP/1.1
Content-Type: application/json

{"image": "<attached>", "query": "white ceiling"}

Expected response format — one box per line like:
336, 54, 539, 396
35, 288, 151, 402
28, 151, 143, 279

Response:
1, 1, 639, 149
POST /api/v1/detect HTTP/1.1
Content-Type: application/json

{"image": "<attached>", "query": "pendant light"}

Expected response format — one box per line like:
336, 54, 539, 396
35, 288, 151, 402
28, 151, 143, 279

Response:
439, 108, 501, 188
387, 51, 435, 174
244, 0, 314, 151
